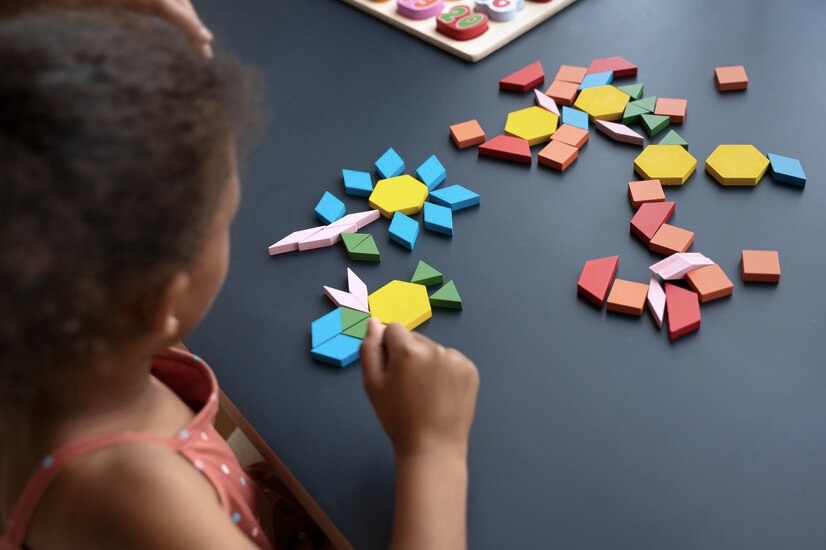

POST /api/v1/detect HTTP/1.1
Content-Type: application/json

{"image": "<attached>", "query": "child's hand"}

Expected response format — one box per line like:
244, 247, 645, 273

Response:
360, 318, 479, 459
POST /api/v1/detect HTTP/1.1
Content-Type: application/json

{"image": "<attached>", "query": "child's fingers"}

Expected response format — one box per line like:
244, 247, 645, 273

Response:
150, 0, 214, 57
360, 318, 387, 392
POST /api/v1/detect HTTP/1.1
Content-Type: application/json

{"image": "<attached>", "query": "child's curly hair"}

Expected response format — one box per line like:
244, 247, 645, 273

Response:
0, 10, 260, 410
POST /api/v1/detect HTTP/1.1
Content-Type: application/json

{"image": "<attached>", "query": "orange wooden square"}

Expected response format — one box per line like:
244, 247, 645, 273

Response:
606, 279, 649, 316
550, 124, 589, 148
741, 250, 780, 282
715, 65, 748, 91
449, 119, 485, 149
627, 179, 665, 209
654, 98, 687, 123
538, 140, 578, 171
544, 80, 579, 106
554, 65, 587, 84
686, 264, 733, 302
649, 224, 694, 255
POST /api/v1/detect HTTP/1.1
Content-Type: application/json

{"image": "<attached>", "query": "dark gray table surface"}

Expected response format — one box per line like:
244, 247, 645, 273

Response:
187, 1, 826, 548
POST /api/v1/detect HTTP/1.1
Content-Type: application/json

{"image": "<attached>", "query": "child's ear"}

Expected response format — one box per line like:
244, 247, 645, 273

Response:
153, 271, 191, 342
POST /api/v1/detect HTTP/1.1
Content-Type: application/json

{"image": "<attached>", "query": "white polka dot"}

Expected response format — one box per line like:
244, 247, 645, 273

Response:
200, 432, 209, 441
251, 527, 260, 537
240, 475, 247, 486
209, 393, 217, 402
179, 429, 190, 440
220, 464, 230, 475
194, 459, 204, 470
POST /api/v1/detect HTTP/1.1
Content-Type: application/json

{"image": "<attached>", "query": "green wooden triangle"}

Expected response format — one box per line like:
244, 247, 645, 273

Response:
341, 232, 370, 252
411, 260, 443, 286
340, 307, 370, 331
630, 96, 657, 113
342, 317, 369, 339
640, 113, 670, 137
429, 280, 462, 309
658, 129, 689, 149
617, 83, 644, 100
622, 103, 649, 124
350, 234, 380, 261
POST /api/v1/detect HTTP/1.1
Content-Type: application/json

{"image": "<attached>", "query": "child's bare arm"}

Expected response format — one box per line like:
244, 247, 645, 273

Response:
361, 319, 479, 550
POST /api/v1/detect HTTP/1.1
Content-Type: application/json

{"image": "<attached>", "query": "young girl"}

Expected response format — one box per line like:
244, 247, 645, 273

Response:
0, 8, 479, 550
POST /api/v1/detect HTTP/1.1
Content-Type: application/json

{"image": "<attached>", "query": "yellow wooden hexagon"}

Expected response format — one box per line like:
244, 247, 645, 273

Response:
504, 106, 559, 146
705, 144, 770, 186
368, 280, 432, 330
368, 175, 429, 219
574, 85, 630, 122
634, 145, 697, 185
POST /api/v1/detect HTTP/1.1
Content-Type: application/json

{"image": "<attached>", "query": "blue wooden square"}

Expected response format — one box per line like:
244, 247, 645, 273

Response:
311, 333, 361, 367
423, 202, 454, 236
562, 106, 589, 130
388, 211, 419, 250
579, 71, 613, 89
342, 169, 374, 197
314, 191, 346, 224
767, 153, 806, 187
416, 154, 447, 190
428, 185, 480, 211
375, 147, 405, 179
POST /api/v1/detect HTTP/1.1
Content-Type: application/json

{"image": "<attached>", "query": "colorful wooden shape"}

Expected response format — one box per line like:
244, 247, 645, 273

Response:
328, 209, 381, 230
621, 102, 649, 124
578, 71, 613, 90
705, 144, 769, 186
375, 147, 405, 178
411, 260, 443, 286
537, 139, 578, 171
388, 211, 419, 250
534, 88, 560, 115
347, 268, 369, 311
436, 5, 489, 41
342, 317, 369, 339
685, 264, 733, 302
450, 119, 486, 149
478, 134, 532, 164
342, 169, 374, 197
311, 308, 343, 349
368, 174, 429, 218
630, 96, 657, 113
714, 65, 748, 91
311, 333, 362, 367
649, 252, 713, 280
428, 185, 480, 211
368, 280, 433, 330
297, 222, 357, 251
343, 233, 381, 262
550, 124, 589, 148
416, 154, 447, 190
504, 106, 559, 146
617, 83, 644, 100
341, 232, 370, 254
654, 97, 687, 123
341, 307, 370, 333
561, 106, 589, 131
429, 280, 463, 309
634, 145, 697, 185
741, 250, 780, 283
323, 285, 369, 313
476, 0, 525, 22
658, 129, 689, 150
573, 85, 630, 122
629, 201, 675, 243
587, 56, 637, 78
314, 191, 346, 225
664, 283, 701, 341
606, 279, 649, 316
640, 113, 670, 137
649, 223, 694, 256
397, 0, 445, 19
554, 64, 587, 84
627, 179, 665, 209
499, 59, 543, 92
544, 80, 579, 106
423, 202, 454, 236
595, 120, 644, 146
576, 255, 619, 307
647, 277, 665, 328
269, 226, 325, 255
767, 153, 806, 187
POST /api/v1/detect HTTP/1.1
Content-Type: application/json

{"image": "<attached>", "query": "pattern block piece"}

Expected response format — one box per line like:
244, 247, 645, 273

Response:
388, 211, 419, 250
368, 280, 433, 330
650, 252, 713, 280
715, 65, 748, 91
606, 279, 649, 316
429, 280, 463, 309
622, 103, 649, 124
534, 88, 560, 115
630, 201, 675, 243
630, 96, 657, 113
423, 202, 454, 236
658, 129, 689, 150
411, 260, 443, 286
634, 145, 697, 185
767, 153, 806, 187
269, 226, 325, 255
428, 185, 480, 211
640, 113, 670, 137
314, 191, 346, 225
649, 224, 695, 256
343, 233, 380, 262
561, 106, 589, 131
324, 285, 369, 313
342, 169, 374, 197
577, 255, 619, 307
554, 64, 587, 84
545, 80, 579, 106
705, 144, 770, 186
617, 83, 644, 100
587, 56, 637, 78
478, 135, 532, 164
329, 209, 381, 230
342, 318, 369, 339
340, 307, 370, 332
347, 268, 369, 311
627, 179, 665, 209
297, 223, 357, 251
368, 175, 429, 218
654, 98, 687, 123
741, 250, 780, 283
647, 277, 666, 328
550, 124, 589, 148
499, 60, 544, 92
416, 154, 447, 190
375, 147, 405, 179
574, 85, 630, 122
664, 284, 701, 341
311, 333, 362, 368
595, 120, 644, 146
311, 308, 343, 349
685, 264, 734, 302
538, 140, 578, 171
450, 119, 486, 149
505, 106, 559, 146
578, 71, 613, 90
